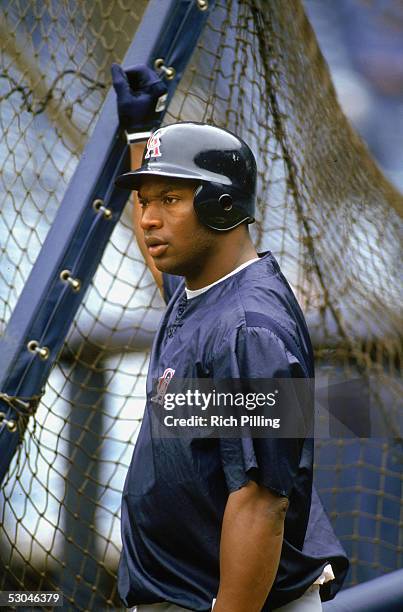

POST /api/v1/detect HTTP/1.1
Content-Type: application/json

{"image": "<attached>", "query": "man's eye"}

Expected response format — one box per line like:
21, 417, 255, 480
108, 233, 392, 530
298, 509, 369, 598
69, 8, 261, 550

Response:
163, 196, 179, 205
138, 200, 147, 208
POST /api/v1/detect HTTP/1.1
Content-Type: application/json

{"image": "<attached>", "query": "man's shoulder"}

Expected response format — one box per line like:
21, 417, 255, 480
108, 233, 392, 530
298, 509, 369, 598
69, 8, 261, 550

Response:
233, 256, 300, 331
219, 256, 313, 375
182, 254, 299, 335
208, 282, 300, 363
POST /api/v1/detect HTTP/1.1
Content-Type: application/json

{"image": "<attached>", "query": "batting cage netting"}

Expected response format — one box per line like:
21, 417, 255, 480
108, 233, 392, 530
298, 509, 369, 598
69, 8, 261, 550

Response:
0, 0, 402, 610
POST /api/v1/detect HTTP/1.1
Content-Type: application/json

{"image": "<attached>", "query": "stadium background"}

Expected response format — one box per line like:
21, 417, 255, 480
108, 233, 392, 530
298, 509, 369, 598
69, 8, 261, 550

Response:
0, 0, 402, 610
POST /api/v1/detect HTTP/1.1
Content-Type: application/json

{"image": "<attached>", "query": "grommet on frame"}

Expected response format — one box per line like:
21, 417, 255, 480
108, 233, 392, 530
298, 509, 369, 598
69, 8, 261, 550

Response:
27, 340, 50, 360
0, 390, 44, 437
154, 59, 176, 80
60, 269, 81, 292
6, 420, 17, 433
196, 0, 208, 10
93, 198, 112, 219
0, 413, 17, 433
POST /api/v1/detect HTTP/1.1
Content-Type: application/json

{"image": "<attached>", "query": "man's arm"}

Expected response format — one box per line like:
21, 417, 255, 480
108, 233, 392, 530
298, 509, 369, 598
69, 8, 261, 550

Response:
111, 63, 167, 296
214, 481, 289, 612
130, 142, 163, 295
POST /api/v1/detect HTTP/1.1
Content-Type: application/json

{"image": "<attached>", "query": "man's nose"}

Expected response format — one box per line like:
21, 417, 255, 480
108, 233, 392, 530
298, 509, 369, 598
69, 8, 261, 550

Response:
140, 202, 163, 231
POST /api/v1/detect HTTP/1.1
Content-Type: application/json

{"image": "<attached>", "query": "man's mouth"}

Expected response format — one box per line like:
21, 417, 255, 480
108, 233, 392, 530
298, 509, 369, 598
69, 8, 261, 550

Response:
145, 237, 169, 257
148, 243, 168, 257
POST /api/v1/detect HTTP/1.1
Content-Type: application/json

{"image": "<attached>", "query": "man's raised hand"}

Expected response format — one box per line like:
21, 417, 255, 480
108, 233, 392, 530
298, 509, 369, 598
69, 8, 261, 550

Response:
111, 63, 168, 140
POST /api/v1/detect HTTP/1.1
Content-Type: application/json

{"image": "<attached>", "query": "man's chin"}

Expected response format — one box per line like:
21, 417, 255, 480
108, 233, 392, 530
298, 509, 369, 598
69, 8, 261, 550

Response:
154, 258, 183, 276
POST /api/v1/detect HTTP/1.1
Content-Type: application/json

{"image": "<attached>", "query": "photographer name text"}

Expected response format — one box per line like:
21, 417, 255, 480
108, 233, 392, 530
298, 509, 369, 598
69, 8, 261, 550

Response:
163, 414, 280, 428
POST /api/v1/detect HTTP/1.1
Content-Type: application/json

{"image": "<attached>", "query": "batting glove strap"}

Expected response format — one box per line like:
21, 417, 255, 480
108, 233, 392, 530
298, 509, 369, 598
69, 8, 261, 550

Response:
125, 130, 152, 144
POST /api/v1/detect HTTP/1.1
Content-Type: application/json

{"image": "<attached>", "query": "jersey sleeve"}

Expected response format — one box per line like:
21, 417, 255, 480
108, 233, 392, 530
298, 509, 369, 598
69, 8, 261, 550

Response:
212, 325, 306, 498
162, 272, 184, 305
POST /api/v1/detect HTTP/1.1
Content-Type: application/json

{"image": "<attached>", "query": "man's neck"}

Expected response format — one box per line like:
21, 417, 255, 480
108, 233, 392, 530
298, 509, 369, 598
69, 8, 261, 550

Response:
185, 239, 258, 290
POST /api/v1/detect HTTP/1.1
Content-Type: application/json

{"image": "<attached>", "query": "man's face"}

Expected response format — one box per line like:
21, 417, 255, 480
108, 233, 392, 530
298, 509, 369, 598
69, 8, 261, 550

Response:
137, 175, 217, 276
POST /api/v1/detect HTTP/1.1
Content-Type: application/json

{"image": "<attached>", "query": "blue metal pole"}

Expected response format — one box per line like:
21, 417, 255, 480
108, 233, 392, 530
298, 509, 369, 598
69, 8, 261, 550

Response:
0, 0, 216, 484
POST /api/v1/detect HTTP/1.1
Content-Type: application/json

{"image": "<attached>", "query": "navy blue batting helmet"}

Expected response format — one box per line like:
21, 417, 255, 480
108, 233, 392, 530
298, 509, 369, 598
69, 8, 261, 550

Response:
115, 122, 257, 231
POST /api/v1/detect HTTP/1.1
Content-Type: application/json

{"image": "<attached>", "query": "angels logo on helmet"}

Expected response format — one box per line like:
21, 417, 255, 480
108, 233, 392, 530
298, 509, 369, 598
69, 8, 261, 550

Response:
145, 130, 162, 159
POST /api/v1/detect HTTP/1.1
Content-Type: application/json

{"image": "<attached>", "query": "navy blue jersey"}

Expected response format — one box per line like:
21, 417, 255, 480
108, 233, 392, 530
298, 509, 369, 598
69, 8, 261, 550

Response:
118, 252, 348, 610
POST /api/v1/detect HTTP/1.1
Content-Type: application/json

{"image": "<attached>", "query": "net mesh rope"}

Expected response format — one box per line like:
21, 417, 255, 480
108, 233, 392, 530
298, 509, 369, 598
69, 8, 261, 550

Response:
0, 0, 402, 609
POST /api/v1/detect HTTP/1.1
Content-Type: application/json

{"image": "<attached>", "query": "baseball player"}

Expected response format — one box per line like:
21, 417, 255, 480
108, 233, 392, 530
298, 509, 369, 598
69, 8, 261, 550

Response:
112, 64, 349, 612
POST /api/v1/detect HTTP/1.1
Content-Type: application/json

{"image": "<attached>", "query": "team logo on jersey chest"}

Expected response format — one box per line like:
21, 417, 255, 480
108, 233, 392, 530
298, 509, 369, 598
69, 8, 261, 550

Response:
145, 130, 162, 159
151, 367, 175, 405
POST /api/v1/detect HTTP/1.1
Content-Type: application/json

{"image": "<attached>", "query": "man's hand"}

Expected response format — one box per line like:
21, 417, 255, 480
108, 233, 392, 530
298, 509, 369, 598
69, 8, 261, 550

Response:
111, 63, 168, 136
214, 481, 288, 612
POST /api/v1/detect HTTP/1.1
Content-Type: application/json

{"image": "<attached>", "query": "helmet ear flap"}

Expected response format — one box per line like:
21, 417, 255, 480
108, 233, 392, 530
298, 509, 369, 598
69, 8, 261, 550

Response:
193, 183, 251, 231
